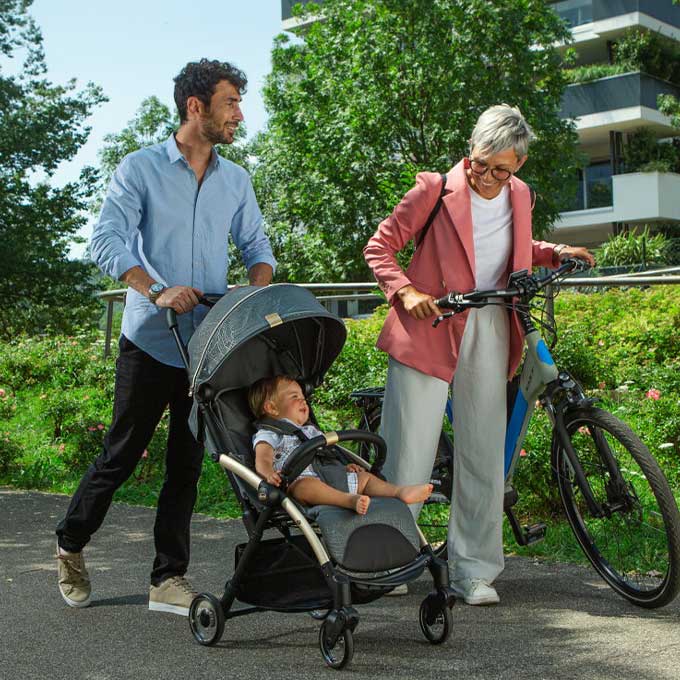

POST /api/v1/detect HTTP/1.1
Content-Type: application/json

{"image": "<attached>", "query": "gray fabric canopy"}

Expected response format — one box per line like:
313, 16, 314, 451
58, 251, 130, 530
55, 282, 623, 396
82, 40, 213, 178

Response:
188, 284, 346, 394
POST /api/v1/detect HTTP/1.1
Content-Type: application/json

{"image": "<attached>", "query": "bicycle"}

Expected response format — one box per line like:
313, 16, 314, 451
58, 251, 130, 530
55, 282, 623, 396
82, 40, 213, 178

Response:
351, 259, 680, 608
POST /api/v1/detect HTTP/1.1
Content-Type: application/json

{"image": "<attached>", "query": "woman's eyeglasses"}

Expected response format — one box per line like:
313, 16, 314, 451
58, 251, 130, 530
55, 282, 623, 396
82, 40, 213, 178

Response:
468, 159, 513, 182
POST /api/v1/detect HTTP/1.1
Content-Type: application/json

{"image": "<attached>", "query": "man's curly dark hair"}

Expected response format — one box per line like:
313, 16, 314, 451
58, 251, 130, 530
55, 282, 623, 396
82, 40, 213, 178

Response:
173, 59, 248, 123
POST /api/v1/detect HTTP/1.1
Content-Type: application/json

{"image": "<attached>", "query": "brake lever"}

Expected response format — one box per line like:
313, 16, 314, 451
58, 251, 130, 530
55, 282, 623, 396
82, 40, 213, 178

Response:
433, 312, 455, 328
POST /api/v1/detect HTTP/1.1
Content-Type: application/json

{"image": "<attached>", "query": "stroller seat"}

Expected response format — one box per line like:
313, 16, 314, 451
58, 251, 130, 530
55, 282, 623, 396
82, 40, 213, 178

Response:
196, 392, 422, 573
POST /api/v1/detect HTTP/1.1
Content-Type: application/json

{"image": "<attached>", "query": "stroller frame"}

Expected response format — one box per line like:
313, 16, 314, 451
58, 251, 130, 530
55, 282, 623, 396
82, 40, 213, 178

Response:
167, 285, 456, 669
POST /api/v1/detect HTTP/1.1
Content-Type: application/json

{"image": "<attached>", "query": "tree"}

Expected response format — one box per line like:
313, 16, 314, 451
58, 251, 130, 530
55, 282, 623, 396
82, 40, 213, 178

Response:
255, 0, 580, 281
0, 0, 106, 338
93, 96, 254, 282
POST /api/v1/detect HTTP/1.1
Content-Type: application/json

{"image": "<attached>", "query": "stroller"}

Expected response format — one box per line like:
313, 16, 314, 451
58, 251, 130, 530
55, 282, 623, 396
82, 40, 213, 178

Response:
168, 283, 456, 669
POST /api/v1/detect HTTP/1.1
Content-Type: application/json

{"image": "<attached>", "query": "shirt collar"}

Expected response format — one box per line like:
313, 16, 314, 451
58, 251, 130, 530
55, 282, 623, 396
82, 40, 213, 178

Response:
166, 133, 220, 169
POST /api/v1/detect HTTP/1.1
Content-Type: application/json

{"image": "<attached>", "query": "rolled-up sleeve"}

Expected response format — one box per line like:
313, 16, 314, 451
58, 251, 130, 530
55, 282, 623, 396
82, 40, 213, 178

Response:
230, 176, 277, 274
90, 155, 145, 279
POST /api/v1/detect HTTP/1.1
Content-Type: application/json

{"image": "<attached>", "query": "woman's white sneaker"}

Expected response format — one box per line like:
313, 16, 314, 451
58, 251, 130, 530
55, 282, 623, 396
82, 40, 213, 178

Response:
451, 578, 499, 605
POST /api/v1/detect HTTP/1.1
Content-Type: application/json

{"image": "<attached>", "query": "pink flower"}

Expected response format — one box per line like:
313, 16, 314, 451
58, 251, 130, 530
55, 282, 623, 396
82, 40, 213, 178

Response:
519, 449, 527, 457
598, 382, 606, 390
578, 426, 590, 435
58, 444, 65, 453
141, 449, 149, 459
87, 426, 97, 432
646, 388, 661, 401
97, 424, 105, 430
0, 388, 5, 398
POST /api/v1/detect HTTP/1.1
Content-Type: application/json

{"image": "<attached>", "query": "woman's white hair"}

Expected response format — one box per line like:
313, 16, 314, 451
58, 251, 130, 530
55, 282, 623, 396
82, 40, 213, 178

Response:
469, 104, 535, 159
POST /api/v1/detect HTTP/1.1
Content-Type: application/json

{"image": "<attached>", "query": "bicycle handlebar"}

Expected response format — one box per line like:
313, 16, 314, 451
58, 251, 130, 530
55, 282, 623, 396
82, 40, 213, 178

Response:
432, 258, 590, 327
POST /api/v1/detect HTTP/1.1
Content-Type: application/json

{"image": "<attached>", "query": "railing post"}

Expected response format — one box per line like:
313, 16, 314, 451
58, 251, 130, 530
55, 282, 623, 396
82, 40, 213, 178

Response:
104, 299, 114, 359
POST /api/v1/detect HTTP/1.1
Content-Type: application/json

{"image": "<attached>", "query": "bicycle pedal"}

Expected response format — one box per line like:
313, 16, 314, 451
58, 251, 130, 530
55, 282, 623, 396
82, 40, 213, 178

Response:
523, 522, 547, 545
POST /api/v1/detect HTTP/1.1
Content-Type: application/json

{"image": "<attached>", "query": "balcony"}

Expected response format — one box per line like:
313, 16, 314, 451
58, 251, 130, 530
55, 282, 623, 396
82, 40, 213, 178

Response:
560, 72, 680, 145
554, 171, 680, 242
552, 1, 680, 65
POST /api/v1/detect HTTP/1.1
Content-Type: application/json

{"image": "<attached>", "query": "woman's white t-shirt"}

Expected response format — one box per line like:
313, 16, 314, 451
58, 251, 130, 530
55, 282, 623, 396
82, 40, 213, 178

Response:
469, 184, 513, 291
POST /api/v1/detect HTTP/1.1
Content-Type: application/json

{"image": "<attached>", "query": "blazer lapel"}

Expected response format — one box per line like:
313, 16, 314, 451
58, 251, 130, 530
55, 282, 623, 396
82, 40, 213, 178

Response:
442, 161, 475, 281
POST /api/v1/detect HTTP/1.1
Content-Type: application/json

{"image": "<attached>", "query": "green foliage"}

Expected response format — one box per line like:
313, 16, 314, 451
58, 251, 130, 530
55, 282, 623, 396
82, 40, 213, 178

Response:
613, 28, 680, 86
0, 1, 107, 338
563, 63, 629, 84
257, 0, 579, 281
623, 127, 680, 174
658, 93, 680, 129
595, 226, 672, 267
1, 285, 678, 531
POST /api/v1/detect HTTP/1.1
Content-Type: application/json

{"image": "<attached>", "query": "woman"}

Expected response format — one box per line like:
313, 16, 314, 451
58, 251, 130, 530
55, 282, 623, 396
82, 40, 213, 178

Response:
364, 104, 594, 605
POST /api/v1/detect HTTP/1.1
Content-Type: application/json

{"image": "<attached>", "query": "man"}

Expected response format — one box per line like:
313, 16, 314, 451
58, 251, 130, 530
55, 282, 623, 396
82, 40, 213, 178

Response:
55, 59, 276, 616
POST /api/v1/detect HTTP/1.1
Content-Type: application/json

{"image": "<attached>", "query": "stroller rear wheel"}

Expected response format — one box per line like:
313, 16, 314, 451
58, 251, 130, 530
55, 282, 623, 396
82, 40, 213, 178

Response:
319, 619, 354, 669
189, 593, 225, 646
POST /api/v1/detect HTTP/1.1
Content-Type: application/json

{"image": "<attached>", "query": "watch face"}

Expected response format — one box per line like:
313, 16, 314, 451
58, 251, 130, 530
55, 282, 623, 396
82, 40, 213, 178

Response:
150, 283, 165, 294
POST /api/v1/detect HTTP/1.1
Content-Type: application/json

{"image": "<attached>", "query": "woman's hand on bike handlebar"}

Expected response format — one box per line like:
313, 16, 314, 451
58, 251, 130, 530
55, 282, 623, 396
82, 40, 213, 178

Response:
557, 246, 595, 268
397, 284, 442, 320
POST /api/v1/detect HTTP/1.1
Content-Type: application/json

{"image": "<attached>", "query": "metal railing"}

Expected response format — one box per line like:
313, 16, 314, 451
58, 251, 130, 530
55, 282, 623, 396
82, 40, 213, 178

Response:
96, 268, 680, 358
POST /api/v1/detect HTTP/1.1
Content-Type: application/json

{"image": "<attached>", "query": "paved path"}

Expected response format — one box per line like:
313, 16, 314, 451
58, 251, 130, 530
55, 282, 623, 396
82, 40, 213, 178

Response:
1, 487, 679, 679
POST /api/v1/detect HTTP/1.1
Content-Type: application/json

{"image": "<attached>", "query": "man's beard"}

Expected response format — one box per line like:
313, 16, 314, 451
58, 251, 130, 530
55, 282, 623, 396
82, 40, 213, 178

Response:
200, 113, 233, 145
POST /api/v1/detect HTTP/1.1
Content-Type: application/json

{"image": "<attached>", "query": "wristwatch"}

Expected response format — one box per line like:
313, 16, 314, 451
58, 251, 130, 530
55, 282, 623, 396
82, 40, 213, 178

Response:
148, 282, 166, 304
553, 244, 568, 260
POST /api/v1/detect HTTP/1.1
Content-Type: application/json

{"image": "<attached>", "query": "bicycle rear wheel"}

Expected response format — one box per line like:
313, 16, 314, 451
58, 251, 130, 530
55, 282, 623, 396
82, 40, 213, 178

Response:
552, 407, 680, 608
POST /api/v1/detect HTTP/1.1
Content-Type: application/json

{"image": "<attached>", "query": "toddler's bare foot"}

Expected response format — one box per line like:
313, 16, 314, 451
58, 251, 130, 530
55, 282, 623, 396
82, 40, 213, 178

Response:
353, 495, 371, 515
396, 483, 433, 504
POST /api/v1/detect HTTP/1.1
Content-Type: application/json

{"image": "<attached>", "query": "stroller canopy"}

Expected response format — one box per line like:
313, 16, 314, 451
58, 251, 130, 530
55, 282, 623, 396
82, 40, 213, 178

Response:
188, 284, 347, 397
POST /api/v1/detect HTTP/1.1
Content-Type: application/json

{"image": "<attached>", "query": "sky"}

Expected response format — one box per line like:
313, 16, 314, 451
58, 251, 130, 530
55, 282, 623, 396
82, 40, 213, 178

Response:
22, 0, 287, 256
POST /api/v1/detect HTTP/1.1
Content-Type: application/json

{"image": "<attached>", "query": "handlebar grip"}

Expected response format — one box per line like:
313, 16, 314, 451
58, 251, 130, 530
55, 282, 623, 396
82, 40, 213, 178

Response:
166, 308, 177, 329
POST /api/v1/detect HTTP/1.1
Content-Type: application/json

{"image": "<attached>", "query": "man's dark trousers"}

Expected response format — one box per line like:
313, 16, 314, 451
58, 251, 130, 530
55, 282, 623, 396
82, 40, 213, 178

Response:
56, 336, 204, 585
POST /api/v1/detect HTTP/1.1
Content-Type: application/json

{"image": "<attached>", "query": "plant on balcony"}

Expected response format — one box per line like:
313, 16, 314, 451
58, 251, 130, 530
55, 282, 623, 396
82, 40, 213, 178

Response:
623, 128, 680, 174
612, 29, 680, 87
562, 63, 629, 85
595, 226, 671, 268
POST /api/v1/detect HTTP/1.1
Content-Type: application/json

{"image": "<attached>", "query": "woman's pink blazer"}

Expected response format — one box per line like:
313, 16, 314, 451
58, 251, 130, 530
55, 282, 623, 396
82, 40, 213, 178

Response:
363, 159, 560, 382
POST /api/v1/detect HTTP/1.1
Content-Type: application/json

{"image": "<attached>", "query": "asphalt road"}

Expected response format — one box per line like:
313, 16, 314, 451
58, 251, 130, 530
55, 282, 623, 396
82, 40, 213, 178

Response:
1, 486, 679, 680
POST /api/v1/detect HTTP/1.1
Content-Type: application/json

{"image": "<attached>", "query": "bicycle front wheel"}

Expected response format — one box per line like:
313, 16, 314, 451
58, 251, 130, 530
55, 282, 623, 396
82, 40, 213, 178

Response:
552, 407, 680, 608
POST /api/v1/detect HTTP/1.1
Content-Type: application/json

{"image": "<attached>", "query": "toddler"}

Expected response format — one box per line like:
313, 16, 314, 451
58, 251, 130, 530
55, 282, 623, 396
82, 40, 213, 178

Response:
249, 376, 432, 515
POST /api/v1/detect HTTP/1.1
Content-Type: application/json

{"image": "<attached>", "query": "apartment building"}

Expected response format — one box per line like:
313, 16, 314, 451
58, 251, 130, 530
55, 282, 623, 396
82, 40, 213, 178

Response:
280, 0, 680, 247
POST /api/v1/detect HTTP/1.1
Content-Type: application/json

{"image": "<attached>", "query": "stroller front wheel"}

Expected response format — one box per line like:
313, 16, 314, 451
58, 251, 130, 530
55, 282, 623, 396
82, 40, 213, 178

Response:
419, 598, 452, 645
319, 620, 354, 669
189, 593, 225, 646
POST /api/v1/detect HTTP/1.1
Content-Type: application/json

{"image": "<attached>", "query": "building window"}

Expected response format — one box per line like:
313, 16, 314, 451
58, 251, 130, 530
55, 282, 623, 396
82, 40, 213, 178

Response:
565, 161, 613, 211
552, 0, 593, 28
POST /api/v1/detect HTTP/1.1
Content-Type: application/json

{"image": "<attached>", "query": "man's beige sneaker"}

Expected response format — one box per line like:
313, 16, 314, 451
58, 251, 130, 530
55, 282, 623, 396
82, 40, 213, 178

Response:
451, 578, 500, 605
57, 546, 91, 608
149, 576, 197, 616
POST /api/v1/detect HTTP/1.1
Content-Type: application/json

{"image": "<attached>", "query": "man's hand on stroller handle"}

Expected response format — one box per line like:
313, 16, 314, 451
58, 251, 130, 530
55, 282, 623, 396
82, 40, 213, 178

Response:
155, 285, 204, 314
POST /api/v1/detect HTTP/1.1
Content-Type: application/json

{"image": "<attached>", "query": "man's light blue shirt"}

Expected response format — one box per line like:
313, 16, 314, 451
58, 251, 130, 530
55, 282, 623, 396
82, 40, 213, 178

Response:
90, 134, 276, 368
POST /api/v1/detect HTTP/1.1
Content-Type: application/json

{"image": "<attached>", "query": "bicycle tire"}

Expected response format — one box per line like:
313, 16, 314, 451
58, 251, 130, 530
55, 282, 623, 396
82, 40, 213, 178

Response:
552, 406, 680, 608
